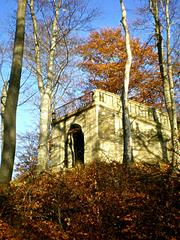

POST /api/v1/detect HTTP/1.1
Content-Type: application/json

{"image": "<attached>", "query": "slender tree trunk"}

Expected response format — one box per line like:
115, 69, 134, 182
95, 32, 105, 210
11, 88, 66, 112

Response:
0, 0, 27, 184
1, 81, 8, 145
165, 0, 179, 166
29, 0, 61, 172
119, 0, 132, 164
149, 1, 171, 118
149, 0, 179, 167
38, 90, 52, 170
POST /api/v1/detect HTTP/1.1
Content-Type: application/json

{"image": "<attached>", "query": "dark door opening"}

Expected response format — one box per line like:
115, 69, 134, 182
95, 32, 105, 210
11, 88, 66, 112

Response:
69, 124, 84, 166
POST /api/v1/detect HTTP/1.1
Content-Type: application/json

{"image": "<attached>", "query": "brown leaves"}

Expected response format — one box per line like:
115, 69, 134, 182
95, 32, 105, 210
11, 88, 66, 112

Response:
0, 161, 179, 239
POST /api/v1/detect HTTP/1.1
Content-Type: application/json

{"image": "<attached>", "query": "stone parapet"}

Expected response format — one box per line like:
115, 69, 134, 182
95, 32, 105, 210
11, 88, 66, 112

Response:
50, 89, 171, 168
93, 89, 170, 130
54, 89, 170, 130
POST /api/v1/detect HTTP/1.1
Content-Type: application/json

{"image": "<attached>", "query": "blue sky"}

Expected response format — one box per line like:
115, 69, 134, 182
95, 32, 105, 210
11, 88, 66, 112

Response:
0, 0, 142, 127
90, 0, 141, 29
0, 0, 141, 34
0, 0, 142, 163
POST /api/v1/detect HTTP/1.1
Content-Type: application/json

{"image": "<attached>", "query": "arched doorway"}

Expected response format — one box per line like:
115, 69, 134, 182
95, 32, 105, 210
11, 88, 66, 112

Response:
66, 124, 84, 167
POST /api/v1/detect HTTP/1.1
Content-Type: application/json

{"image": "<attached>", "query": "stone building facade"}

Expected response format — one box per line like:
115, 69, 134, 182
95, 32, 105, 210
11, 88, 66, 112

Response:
49, 89, 171, 170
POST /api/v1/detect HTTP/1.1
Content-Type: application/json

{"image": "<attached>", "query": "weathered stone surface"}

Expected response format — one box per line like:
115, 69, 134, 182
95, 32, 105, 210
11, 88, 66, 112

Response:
50, 89, 171, 169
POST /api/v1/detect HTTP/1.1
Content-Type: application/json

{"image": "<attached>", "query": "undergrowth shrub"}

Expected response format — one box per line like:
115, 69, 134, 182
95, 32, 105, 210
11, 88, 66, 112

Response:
0, 161, 179, 239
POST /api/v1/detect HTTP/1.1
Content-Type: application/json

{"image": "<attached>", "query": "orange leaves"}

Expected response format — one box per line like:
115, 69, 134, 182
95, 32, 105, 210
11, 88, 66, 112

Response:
0, 161, 179, 239
77, 28, 164, 107
0, 220, 19, 240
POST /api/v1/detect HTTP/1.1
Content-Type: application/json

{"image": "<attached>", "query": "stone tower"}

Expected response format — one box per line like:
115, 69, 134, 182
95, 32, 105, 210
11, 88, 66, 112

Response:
50, 89, 171, 170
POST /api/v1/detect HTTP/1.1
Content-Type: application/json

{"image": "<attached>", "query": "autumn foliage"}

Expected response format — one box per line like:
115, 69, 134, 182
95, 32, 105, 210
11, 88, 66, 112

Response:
0, 161, 179, 239
78, 28, 164, 106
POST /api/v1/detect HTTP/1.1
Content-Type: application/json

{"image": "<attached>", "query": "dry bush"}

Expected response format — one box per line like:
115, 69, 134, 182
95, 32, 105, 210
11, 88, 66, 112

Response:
0, 161, 179, 239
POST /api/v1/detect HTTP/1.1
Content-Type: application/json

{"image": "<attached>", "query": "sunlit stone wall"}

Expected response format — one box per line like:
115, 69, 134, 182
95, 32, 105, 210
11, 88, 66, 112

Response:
50, 89, 171, 169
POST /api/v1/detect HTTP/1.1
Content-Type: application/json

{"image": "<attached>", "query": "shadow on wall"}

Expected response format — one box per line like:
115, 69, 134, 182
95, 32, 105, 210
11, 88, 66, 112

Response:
49, 93, 171, 169
151, 108, 169, 163
132, 119, 169, 163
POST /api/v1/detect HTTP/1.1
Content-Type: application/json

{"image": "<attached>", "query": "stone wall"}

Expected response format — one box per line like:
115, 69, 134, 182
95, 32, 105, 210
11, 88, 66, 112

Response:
50, 89, 171, 169
50, 105, 99, 170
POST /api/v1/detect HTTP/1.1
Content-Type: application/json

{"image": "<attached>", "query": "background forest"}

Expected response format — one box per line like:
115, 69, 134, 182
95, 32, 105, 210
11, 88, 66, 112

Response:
0, 0, 179, 239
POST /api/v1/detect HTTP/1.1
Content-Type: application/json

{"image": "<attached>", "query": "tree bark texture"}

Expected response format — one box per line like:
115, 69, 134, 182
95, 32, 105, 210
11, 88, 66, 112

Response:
0, 0, 27, 184
149, 0, 179, 166
38, 90, 52, 170
29, 0, 61, 171
165, 0, 179, 166
119, 0, 133, 164
1, 81, 8, 144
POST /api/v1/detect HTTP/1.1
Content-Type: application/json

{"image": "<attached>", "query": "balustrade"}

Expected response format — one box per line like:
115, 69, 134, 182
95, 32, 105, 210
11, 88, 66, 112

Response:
54, 89, 169, 129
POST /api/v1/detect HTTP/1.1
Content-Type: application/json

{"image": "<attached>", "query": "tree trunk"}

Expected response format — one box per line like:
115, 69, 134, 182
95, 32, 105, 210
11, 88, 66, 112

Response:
37, 90, 52, 171
149, 0, 179, 167
1, 81, 8, 145
0, 0, 27, 184
165, 0, 179, 166
119, 0, 133, 164
29, 0, 61, 172
149, 1, 171, 117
